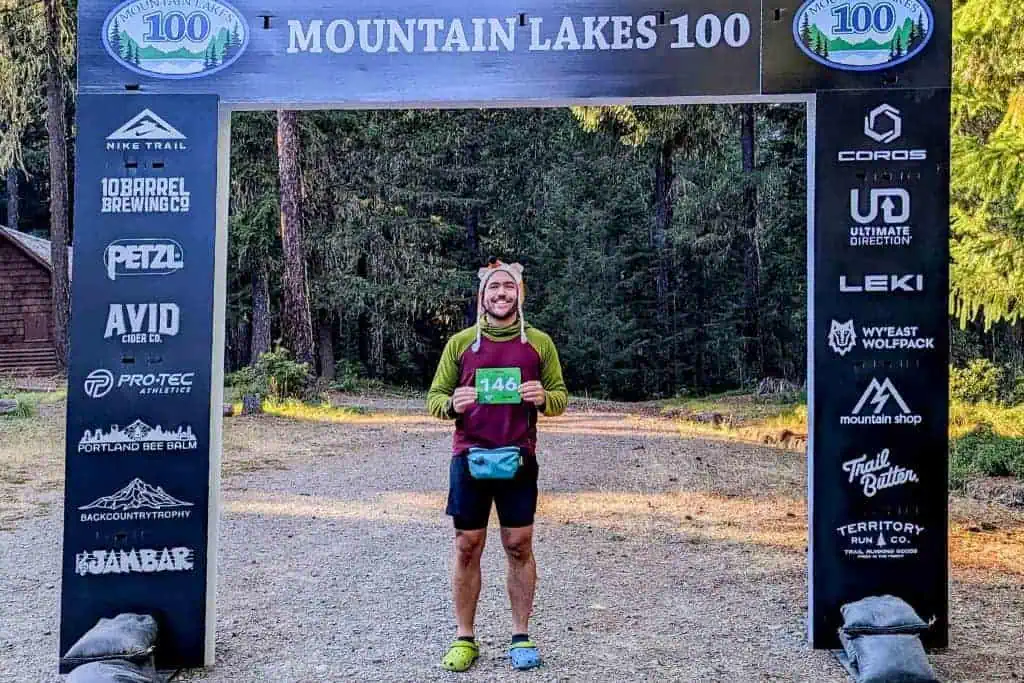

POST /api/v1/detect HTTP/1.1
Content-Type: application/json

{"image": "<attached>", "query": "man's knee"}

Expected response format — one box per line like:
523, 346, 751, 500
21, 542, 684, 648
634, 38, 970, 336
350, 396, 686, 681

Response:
501, 528, 533, 563
454, 530, 485, 567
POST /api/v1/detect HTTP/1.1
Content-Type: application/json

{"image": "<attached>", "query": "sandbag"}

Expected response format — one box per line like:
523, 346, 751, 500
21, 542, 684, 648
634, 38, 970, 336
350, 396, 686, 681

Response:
66, 659, 157, 683
61, 613, 158, 667
841, 594, 931, 635
839, 631, 940, 683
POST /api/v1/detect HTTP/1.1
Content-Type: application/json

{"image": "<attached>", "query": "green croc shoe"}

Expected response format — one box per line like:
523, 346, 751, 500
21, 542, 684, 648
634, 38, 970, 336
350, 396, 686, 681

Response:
442, 639, 480, 672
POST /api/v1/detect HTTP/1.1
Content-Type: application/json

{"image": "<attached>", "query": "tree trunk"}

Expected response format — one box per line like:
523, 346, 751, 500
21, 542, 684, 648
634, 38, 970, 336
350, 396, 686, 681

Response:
5, 168, 18, 229
275, 110, 315, 366
464, 207, 480, 327
652, 140, 673, 322
740, 104, 764, 380
250, 261, 271, 362
317, 312, 335, 380
44, 0, 70, 372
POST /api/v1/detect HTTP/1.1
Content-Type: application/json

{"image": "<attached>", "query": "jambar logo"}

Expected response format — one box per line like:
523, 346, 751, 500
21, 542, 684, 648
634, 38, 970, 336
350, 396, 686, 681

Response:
793, 0, 934, 72
102, 0, 249, 79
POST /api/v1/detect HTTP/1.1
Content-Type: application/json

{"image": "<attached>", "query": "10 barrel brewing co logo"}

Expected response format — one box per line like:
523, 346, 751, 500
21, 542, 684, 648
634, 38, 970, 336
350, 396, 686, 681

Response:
102, 0, 249, 79
792, 0, 934, 71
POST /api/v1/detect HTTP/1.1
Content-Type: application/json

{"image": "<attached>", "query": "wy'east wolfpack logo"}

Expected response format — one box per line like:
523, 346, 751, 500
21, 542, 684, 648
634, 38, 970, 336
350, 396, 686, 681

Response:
793, 0, 934, 71
102, 0, 249, 79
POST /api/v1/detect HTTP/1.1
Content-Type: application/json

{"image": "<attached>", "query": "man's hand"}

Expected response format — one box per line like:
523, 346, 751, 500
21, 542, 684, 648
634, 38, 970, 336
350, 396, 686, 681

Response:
451, 386, 478, 414
519, 380, 546, 407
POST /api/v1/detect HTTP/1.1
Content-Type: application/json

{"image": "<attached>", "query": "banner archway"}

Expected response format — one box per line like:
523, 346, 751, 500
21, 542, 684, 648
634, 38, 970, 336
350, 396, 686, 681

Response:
63, 0, 952, 669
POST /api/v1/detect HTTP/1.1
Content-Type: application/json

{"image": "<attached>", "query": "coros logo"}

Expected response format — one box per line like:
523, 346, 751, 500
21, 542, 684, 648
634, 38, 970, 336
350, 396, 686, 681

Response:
101, 0, 249, 79
792, 0, 934, 71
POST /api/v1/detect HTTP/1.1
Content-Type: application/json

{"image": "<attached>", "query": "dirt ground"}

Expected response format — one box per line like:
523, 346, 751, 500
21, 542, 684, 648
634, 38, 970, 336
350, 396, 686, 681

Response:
1, 396, 1022, 682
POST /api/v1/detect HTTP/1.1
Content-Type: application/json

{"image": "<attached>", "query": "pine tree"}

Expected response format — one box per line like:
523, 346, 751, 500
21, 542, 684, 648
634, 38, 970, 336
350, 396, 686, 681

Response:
822, 38, 829, 59
916, 13, 926, 44
800, 16, 812, 47
108, 18, 123, 59
893, 34, 903, 58
133, 42, 141, 66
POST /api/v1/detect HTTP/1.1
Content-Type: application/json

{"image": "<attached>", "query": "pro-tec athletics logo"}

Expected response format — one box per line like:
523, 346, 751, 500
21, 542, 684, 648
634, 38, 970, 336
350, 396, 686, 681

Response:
793, 0, 934, 72
102, 0, 249, 80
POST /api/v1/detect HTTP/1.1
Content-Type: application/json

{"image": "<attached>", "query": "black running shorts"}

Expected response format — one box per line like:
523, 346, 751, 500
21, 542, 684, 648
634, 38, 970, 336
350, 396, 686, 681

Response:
445, 452, 539, 530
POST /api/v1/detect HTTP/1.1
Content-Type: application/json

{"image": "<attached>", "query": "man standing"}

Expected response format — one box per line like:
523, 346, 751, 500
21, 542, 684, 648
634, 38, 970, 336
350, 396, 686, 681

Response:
427, 258, 568, 672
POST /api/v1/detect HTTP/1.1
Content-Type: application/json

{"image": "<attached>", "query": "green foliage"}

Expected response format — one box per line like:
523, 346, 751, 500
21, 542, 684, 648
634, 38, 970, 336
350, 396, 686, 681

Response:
950, 423, 1024, 488
226, 345, 312, 400
10, 399, 36, 418
950, 359, 1005, 403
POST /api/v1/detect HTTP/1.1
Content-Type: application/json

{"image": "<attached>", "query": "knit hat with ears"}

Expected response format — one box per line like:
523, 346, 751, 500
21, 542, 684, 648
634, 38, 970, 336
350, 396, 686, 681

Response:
472, 257, 527, 352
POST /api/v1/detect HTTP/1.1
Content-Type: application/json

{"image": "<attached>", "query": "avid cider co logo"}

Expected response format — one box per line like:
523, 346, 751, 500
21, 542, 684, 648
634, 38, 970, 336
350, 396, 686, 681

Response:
793, 0, 934, 71
102, 0, 249, 79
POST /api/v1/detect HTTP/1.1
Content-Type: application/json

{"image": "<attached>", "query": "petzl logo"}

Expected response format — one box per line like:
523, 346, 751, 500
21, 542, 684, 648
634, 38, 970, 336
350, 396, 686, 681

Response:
102, 0, 249, 80
104, 239, 184, 281
84, 370, 114, 398
793, 0, 934, 71
828, 320, 857, 356
108, 109, 185, 141
841, 378, 922, 426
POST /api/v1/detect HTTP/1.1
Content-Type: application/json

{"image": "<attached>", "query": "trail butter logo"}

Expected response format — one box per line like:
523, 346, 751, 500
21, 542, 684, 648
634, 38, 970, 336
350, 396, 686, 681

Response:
837, 520, 924, 559
76, 547, 194, 576
842, 448, 919, 497
793, 0, 934, 71
78, 420, 198, 453
102, 0, 249, 79
841, 377, 922, 425
79, 478, 193, 523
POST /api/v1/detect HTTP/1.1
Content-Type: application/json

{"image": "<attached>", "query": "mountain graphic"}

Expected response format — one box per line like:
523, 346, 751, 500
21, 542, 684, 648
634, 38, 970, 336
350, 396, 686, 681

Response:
79, 478, 193, 511
108, 109, 186, 141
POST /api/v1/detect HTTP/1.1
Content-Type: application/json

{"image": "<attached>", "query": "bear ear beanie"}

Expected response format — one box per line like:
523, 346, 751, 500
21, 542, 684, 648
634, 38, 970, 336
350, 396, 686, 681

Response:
471, 257, 528, 353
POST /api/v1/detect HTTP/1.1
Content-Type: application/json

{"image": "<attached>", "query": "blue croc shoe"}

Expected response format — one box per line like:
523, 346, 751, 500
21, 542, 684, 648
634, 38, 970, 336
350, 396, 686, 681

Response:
509, 640, 542, 670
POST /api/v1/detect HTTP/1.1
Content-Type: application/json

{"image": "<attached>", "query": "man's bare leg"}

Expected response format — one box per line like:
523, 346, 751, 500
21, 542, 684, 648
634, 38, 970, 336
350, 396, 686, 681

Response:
501, 525, 536, 634
453, 529, 487, 637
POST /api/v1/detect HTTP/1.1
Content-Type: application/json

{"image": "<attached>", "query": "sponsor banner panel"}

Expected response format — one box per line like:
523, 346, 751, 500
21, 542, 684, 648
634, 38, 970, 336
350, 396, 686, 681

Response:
78, 0, 762, 103
810, 88, 949, 649
61, 94, 219, 670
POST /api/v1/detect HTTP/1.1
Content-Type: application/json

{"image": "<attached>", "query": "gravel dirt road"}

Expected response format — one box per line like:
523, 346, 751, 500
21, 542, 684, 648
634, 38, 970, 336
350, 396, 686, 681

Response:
1, 397, 1021, 681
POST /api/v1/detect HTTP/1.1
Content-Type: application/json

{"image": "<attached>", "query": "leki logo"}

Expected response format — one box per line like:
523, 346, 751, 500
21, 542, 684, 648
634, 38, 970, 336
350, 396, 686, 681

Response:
829, 320, 857, 356
792, 0, 934, 72
102, 0, 249, 79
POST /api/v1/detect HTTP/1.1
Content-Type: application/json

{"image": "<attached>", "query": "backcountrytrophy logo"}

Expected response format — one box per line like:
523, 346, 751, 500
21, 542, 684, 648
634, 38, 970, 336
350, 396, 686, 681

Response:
78, 419, 198, 454
105, 303, 180, 344
840, 377, 923, 426
107, 109, 188, 152
836, 519, 924, 560
76, 547, 194, 576
79, 478, 193, 523
842, 447, 919, 497
828, 320, 935, 355
84, 369, 195, 398
102, 0, 249, 79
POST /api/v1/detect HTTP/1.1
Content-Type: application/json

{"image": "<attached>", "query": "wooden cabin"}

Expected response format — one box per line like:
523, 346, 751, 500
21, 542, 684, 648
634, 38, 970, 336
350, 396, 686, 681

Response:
0, 226, 72, 376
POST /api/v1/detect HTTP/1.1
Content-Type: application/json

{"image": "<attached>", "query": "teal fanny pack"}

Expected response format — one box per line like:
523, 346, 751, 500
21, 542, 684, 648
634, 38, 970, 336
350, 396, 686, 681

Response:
466, 446, 522, 480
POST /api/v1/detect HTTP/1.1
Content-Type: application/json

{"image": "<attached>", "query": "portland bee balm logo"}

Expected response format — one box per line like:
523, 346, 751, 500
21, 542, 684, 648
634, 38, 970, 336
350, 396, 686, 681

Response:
102, 0, 249, 79
793, 0, 934, 71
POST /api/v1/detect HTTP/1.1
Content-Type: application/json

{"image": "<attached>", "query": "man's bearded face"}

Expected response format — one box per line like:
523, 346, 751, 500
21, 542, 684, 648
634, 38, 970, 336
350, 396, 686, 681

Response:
483, 270, 519, 321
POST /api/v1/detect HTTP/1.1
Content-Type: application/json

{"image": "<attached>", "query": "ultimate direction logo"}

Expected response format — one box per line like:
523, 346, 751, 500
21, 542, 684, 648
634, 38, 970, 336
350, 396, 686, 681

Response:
836, 519, 925, 559
79, 478, 193, 523
842, 448, 920, 497
104, 239, 184, 281
828, 320, 935, 355
839, 104, 928, 163
105, 303, 180, 344
849, 188, 912, 247
76, 547, 194, 576
793, 0, 934, 72
841, 377, 923, 426
84, 369, 195, 398
106, 109, 188, 152
78, 419, 198, 454
102, 0, 249, 79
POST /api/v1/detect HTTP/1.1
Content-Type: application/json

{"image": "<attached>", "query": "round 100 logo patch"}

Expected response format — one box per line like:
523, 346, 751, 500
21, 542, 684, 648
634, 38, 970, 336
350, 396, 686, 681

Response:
792, 0, 934, 71
102, 0, 249, 79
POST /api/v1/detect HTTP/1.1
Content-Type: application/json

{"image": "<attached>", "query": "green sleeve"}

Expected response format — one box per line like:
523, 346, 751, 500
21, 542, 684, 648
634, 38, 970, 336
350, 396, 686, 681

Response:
427, 336, 462, 420
529, 330, 568, 417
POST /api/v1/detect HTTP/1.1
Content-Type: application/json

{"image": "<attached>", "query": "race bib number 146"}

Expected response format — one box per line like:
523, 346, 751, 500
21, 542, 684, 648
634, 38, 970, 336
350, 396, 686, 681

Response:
476, 368, 522, 405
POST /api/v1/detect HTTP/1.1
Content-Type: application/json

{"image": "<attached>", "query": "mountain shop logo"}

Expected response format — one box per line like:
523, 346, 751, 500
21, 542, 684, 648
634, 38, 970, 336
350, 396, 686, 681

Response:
105, 303, 180, 344
793, 0, 934, 72
102, 0, 249, 79
76, 547, 194, 576
106, 109, 188, 152
79, 478, 193, 523
841, 377, 923, 425
78, 419, 198, 454
836, 519, 924, 559
842, 447, 919, 497
104, 239, 184, 280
